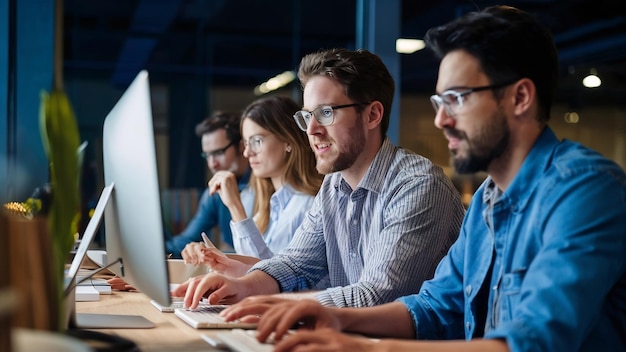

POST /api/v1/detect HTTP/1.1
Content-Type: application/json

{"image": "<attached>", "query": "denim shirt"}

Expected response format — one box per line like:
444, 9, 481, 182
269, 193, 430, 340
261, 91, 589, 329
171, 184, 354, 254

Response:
231, 183, 315, 259
399, 127, 626, 351
165, 168, 253, 257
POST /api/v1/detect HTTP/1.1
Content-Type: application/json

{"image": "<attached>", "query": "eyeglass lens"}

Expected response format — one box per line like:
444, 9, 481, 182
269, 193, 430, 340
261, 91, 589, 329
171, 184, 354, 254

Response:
293, 102, 369, 131
294, 106, 334, 131
245, 136, 264, 153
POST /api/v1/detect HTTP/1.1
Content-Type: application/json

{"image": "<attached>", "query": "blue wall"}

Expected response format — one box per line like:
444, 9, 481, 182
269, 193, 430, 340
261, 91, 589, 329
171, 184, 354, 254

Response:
1, 0, 54, 201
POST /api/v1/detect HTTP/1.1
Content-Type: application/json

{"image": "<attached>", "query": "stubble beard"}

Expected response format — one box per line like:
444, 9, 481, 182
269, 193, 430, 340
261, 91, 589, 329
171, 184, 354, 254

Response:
315, 118, 365, 175
451, 110, 510, 174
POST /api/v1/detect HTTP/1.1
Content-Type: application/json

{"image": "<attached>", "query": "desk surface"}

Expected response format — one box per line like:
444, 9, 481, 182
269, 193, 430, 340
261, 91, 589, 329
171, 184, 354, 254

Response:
76, 291, 223, 351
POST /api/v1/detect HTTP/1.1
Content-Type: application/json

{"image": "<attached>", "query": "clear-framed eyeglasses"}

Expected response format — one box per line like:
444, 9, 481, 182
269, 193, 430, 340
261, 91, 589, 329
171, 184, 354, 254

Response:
293, 102, 371, 131
200, 141, 235, 160
244, 135, 273, 154
430, 82, 514, 117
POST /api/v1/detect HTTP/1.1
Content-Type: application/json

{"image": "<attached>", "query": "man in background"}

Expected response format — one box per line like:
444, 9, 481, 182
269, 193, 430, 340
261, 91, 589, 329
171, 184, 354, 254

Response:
165, 111, 252, 258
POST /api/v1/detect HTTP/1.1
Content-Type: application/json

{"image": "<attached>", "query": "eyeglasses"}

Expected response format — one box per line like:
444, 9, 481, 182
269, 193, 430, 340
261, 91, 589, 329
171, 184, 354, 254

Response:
293, 102, 371, 131
200, 141, 235, 160
430, 82, 514, 117
244, 135, 273, 154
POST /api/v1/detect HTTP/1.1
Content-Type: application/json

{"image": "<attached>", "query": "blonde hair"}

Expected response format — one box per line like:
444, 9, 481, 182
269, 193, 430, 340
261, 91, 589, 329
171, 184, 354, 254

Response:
241, 95, 323, 234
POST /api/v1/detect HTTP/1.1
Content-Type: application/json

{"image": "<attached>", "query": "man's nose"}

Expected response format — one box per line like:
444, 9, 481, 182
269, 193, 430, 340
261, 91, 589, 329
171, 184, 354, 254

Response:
434, 106, 455, 130
208, 157, 220, 168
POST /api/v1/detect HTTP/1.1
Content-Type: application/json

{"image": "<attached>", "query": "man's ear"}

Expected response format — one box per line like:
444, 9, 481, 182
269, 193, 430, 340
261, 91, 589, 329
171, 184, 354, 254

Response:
512, 78, 535, 117
366, 101, 384, 130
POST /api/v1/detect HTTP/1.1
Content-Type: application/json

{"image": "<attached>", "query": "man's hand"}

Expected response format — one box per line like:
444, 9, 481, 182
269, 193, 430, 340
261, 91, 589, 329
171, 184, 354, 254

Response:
170, 272, 245, 309
222, 297, 341, 343
273, 328, 379, 352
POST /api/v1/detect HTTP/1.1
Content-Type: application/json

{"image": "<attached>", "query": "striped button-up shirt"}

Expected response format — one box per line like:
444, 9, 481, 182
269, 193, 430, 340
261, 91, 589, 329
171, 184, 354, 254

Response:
251, 138, 465, 307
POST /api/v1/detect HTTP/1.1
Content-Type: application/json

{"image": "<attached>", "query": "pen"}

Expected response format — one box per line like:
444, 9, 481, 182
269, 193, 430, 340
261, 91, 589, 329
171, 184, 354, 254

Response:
201, 232, 215, 248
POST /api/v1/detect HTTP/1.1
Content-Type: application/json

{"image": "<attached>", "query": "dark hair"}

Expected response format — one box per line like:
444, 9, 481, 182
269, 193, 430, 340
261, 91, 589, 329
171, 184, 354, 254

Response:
424, 5, 558, 123
194, 111, 242, 144
297, 48, 395, 137
241, 95, 323, 233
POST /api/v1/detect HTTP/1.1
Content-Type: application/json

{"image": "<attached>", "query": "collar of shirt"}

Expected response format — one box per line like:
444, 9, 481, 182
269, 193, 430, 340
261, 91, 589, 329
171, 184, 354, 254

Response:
501, 127, 559, 213
270, 183, 298, 212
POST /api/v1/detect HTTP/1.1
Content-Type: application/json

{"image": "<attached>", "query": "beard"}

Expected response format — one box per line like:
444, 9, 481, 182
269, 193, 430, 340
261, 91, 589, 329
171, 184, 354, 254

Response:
315, 115, 365, 174
448, 110, 510, 174
209, 159, 239, 175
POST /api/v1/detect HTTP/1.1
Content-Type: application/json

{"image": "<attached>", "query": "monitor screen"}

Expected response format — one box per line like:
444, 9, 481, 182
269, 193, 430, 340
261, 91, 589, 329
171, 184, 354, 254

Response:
72, 70, 171, 329
102, 69, 170, 305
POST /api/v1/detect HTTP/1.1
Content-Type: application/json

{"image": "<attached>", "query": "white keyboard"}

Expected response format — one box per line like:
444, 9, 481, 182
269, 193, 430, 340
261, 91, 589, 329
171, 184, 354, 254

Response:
150, 299, 212, 312
217, 329, 276, 352
174, 306, 257, 329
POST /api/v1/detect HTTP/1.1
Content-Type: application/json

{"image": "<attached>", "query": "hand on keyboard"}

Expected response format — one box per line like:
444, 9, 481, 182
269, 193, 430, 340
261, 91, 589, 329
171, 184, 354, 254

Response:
217, 329, 286, 352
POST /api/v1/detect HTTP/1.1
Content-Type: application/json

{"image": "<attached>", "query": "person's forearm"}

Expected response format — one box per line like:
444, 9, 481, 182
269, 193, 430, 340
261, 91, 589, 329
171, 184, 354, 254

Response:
227, 201, 247, 222
374, 338, 509, 352
240, 269, 281, 297
337, 302, 415, 339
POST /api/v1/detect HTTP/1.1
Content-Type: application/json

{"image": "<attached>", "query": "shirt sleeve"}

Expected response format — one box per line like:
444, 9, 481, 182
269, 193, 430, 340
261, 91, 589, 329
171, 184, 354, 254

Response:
165, 189, 218, 258
231, 218, 273, 259
397, 225, 468, 340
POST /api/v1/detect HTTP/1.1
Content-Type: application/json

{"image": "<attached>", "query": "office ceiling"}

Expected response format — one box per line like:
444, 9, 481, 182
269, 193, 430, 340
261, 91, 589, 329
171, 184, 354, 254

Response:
64, 0, 626, 107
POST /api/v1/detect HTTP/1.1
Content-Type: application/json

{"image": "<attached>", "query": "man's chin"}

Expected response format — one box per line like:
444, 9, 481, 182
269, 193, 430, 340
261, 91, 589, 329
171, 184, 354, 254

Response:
315, 158, 333, 175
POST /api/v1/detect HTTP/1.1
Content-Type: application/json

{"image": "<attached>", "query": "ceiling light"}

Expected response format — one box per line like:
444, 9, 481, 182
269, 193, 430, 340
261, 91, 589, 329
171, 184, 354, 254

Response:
564, 111, 580, 124
582, 69, 601, 88
254, 71, 296, 96
396, 38, 425, 54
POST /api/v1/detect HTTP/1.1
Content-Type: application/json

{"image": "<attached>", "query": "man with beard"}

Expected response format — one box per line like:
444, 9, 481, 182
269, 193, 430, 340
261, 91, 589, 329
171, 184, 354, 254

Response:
164, 111, 253, 258
217, 6, 626, 352
172, 48, 466, 308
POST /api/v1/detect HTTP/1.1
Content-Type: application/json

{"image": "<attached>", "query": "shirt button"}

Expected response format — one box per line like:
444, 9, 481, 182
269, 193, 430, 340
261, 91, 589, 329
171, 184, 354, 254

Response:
352, 220, 358, 226
465, 285, 472, 296
350, 252, 356, 257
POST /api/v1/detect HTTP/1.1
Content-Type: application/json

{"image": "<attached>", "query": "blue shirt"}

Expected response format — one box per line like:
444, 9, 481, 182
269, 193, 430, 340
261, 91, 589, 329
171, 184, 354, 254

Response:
252, 138, 466, 307
399, 127, 626, 352
165, 168, 253, 258
231, 183, 315, 259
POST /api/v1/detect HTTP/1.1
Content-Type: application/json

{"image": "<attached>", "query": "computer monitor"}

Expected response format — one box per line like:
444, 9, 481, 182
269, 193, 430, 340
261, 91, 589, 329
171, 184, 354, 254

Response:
72, 70, 171, 329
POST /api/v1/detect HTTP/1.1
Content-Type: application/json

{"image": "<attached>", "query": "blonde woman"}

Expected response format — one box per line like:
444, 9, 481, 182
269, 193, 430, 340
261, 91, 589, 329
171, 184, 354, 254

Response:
182, 95, 322, 277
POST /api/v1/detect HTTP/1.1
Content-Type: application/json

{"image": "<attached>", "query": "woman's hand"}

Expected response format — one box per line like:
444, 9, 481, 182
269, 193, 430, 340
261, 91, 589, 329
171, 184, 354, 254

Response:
181, 241, 251, 277
201, 249, 252, 277
208, 171, 247, 221
181, 241, 206, 265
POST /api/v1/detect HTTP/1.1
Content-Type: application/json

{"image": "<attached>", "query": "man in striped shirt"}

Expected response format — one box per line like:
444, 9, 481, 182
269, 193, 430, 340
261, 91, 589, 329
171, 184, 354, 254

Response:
173, 48, 465, 308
